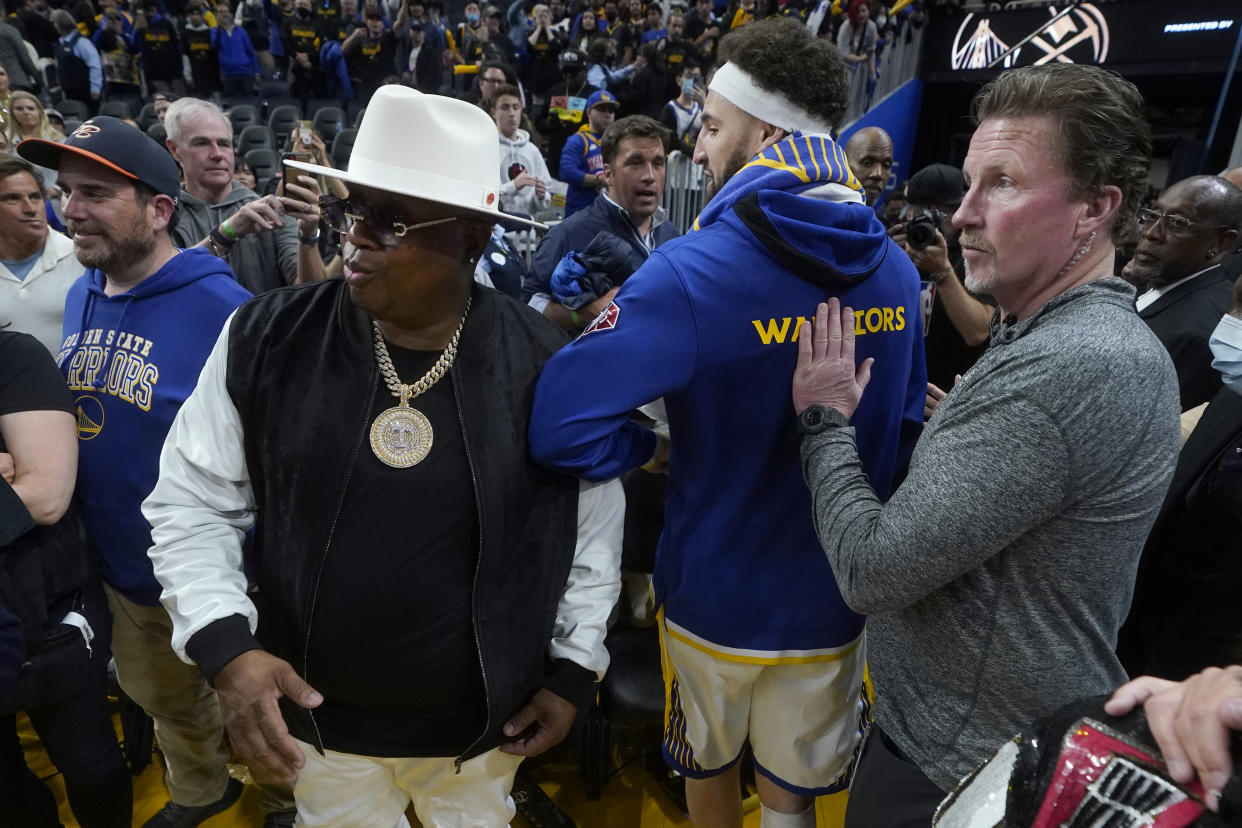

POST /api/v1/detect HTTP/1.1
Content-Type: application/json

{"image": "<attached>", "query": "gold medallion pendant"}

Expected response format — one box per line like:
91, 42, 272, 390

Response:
368, 297, 470, 469
369, 402, 434, 468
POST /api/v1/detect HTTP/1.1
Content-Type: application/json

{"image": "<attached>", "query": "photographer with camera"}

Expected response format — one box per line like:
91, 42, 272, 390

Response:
893, 163, 993, 396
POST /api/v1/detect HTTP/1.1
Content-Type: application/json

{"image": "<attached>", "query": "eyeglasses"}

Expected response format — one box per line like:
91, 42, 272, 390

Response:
1136, 208, 1223, 236
320, 196, 458, 245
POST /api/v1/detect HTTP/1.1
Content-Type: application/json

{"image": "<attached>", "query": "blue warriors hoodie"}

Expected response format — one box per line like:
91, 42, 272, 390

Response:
559, 125, 604, 218
531, 133, 927, 657
56, 248, 251, 605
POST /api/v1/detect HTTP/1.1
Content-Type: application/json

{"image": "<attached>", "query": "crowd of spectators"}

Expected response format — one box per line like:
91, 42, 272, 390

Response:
4, 0, 1242, 825
0, 0, 926, 217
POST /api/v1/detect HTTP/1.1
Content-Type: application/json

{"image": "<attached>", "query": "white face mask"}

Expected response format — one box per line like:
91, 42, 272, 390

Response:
1209, 312, 1242, 394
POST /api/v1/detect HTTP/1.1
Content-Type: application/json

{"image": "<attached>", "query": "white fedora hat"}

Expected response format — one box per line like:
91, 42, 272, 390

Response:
286, 85, 546, 230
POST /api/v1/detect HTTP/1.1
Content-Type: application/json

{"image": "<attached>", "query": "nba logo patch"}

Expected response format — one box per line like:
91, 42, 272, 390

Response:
581, 301, 620, 336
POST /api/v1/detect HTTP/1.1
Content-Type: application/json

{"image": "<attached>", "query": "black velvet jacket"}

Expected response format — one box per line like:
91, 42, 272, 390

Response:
186, 279, 587, 762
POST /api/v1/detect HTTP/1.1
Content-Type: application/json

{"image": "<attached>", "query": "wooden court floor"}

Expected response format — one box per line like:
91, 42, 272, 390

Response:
20, 712, 849, 827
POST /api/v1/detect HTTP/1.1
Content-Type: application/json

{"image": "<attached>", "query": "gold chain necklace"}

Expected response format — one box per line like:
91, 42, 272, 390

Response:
368, 296, 471, 468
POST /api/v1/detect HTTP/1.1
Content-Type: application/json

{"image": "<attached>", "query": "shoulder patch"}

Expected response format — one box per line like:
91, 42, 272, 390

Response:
580, 300, 620, 337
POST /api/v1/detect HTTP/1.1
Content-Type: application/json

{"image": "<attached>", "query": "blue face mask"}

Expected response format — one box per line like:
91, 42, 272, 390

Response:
1209, 312, 1242, 394
466, 11, 478, 22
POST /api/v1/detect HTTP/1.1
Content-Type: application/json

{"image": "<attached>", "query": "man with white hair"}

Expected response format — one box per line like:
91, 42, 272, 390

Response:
530, 18, 925, 828
163, 97, 326, 293
142, 86, 623, 826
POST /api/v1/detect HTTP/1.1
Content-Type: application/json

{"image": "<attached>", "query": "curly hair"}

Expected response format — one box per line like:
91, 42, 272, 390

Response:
972, 64, 1152, 242
716, 16, 848, 131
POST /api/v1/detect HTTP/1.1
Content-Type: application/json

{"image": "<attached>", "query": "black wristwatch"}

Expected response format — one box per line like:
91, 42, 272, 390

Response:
798, 403, 850, 436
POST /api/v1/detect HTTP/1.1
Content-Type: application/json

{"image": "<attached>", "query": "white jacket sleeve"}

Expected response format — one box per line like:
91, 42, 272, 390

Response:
547, 477, 624, 680
143, 313, 258, 665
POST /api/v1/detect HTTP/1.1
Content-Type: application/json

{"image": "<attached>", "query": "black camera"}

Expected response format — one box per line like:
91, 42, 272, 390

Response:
906, 208, 944, 250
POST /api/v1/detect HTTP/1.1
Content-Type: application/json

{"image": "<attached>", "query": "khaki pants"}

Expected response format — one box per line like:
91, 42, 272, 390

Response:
105, 585, 297, 810
105, 584, 232, 806
292, 740, 523, 828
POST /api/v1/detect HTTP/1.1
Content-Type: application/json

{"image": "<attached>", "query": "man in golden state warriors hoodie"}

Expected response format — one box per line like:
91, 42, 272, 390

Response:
530, 20, 926, 827
21, 116, 256, 823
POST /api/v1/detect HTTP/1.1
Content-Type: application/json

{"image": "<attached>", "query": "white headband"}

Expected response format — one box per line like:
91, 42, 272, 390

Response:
708, 62, 834, 136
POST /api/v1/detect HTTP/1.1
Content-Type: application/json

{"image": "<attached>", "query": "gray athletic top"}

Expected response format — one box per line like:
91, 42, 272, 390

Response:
801, 276, 1181, 791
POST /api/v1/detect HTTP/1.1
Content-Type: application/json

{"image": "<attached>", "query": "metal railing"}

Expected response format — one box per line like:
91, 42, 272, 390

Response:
842, 19, 926, 128
663, 150, 708, 234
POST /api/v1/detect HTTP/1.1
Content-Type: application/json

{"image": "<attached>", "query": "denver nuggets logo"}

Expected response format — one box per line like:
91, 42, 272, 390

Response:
75, 395, 104, 440
71, 122, 102, 140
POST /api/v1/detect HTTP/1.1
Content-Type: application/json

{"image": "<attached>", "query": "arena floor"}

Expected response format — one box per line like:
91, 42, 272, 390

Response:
19, 710, 850, 827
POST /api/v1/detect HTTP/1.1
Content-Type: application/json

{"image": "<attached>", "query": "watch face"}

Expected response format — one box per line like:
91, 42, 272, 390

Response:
805, 408, 823, 426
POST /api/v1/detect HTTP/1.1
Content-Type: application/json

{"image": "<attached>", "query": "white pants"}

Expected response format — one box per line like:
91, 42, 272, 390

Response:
292, 740, 524, 828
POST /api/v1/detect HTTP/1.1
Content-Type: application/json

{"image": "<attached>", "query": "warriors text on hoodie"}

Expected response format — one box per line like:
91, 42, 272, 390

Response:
56, 248, 251, 605
531, 132, 927, 659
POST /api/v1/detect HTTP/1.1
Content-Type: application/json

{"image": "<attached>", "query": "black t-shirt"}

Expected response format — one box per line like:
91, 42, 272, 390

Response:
305, 341, 486, 758
347, 29, 398, 97
281, 13, 324, 64
0, 331, 75, 455
661, 38, 698, 76
614, 20, 643, 60
919, 259, 991, 390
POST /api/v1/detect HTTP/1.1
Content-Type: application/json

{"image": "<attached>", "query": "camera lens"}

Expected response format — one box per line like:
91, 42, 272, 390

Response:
906, 216, 937, 249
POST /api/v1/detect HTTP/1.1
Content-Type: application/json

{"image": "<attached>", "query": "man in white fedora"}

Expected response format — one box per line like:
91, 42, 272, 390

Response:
139, 84, 624, 826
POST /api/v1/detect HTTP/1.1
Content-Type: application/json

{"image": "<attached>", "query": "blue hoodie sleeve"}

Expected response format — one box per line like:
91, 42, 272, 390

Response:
530, 250, 698, 480
558, 133, 589, 187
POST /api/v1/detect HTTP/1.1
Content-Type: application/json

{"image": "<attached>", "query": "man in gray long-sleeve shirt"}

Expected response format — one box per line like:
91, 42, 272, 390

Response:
792, 64, 1182, 828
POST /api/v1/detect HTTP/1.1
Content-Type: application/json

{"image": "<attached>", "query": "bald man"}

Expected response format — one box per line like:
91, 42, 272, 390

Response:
1221, 167, 1242, 281
844, 126, 892, 207
1129, 174, 1242, 409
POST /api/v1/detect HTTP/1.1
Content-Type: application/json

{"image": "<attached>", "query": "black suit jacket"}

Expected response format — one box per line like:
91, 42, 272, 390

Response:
1138, 264, 1235, 410
1118, 386, 1242, 679
406, 42, 442, 94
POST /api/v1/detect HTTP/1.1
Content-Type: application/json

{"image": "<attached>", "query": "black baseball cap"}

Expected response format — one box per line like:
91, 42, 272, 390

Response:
906, 163, 965, 208
17, 116, 181, 201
